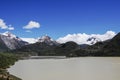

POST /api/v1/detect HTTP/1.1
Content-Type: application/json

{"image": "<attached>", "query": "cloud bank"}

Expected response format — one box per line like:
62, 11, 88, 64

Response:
21, 38, 37, 44
57, 31, 116, 45
0, 19, 14, 30
23, 21, 40, 29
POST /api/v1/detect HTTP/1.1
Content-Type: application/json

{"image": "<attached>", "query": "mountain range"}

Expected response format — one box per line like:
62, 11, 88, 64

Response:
0, 31, 120, 57
0, 31, 114, 50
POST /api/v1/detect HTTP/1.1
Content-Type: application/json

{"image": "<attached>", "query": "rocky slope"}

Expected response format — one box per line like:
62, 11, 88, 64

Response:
0, 32, 28, 50
13, 36, 59, 56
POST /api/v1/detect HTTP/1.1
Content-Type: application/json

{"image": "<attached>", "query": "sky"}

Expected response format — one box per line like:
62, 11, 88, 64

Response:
0, 0, 120, 40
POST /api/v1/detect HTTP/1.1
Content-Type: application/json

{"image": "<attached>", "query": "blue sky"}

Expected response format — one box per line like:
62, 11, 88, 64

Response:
0, 0, 120, 39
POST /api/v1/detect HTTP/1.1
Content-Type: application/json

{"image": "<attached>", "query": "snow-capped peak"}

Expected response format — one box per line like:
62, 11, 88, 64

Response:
2, 31, 16, 38
0, 31, 28, 50
87, 37, 101, 45
38, 35, 53, 42
36, 35, 59, 45
21, 35, 53, 44
1, 31, 22, 41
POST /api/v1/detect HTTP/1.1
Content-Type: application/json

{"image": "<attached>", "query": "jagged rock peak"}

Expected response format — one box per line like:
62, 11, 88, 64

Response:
38, 35, 53, 42
37, 35, 59, 46
87, 37, 101, 45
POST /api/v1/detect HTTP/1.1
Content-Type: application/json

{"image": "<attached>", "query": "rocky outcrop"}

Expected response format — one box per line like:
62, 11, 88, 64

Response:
37, 35, 59, 46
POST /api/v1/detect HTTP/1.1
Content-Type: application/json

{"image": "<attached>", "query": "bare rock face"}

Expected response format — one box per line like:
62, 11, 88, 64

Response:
87, 37, 101, 45
0, 31, 28, 50
37, 35, 59, 46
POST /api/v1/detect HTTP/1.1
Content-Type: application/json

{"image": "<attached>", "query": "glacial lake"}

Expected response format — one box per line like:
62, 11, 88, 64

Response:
8, 57, 120, 80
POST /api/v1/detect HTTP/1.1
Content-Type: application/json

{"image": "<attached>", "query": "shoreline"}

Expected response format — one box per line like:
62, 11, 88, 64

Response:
21, 56, 66, 60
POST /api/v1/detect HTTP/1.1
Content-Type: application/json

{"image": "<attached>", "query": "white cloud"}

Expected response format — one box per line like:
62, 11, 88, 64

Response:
0, 19, 8, 29
0, 19, 14, 30
23, 21, 40, 29
57, 31, 116, 45
21, 38, 37, 44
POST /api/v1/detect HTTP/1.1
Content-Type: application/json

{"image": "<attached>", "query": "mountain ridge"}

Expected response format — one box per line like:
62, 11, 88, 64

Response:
12, 32, 120, 57
0, 31, 120, 57
0, 31, 28, 50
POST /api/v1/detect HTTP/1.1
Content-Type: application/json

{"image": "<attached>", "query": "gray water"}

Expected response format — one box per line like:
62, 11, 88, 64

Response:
8, 57, 120, 80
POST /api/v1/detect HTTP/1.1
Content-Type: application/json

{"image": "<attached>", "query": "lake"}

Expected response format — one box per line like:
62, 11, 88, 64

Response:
8, 57, 120, 80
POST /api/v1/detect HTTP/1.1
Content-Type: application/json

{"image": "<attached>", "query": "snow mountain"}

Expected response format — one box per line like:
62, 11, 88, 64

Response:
86, 37, 101, 45
0, 31, 28, 50
37, 35, 59, 46
57, 31, 116, 45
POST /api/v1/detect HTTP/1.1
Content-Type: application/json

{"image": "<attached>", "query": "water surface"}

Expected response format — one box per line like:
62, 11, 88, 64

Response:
8, 57, 120, 80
